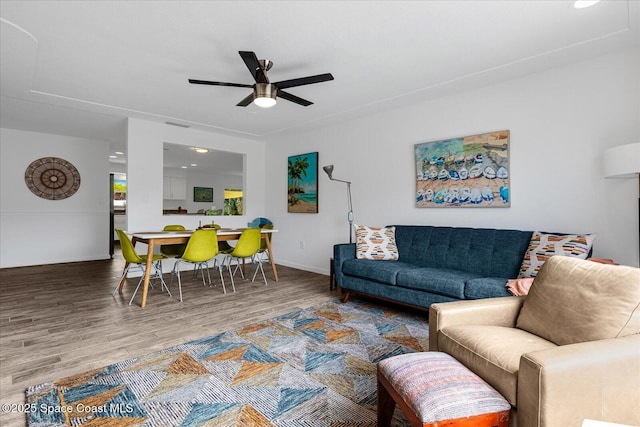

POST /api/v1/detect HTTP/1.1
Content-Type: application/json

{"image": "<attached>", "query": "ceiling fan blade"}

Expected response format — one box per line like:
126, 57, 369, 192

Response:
239, 51, 269, 84
278, 90, 313, 107
189, 79, 252, 88
236, 93, 255, 107
274, 73, 334, 90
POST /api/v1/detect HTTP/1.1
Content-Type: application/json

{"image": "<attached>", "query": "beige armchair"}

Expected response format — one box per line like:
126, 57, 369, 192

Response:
429, 256, 640, 427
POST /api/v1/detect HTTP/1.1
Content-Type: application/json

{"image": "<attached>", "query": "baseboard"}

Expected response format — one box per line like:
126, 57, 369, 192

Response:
275, 259, 329, 276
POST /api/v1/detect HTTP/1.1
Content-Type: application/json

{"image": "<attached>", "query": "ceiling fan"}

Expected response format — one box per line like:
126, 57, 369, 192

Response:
189, 51, 334, 108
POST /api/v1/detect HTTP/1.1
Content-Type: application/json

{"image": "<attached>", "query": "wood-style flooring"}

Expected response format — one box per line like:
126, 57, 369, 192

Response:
0, 247, 341, 427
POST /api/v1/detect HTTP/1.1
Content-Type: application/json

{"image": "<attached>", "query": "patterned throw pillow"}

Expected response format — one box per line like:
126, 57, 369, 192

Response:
518, 231, 596, 278
355, 224, 399, 260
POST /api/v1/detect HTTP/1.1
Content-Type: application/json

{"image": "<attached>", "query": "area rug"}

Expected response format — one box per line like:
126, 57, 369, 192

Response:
26, 300, 428, 426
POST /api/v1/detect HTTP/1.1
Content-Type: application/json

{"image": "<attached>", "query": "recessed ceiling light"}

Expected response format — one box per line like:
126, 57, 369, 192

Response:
181, 165, 188, 169
573, 0, 601, 9
190, 163, 197, 167
115, 151, 124, 155
193, 147, 209, 154
109, 155, 117, 159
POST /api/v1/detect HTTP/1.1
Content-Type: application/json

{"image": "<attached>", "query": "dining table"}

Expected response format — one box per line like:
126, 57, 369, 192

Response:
116, 227, 278, 308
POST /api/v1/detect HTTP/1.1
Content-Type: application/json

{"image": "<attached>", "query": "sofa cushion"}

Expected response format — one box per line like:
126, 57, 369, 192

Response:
341, 275, 458, 308
355, 224, 399, 260
392, 226, 532, 278
342, 259, 418, 285
438, 324, 557, 406
518, 231, 596, 278
396, 268, 478, 299
517, 256, 640, 346
465, 277, 512, 299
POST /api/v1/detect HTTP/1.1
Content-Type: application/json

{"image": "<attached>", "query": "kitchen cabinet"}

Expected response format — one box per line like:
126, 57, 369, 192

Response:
163, 176, 187, 200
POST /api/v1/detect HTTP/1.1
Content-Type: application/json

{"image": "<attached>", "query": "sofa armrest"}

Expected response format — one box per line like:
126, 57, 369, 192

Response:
333, 243, 355, 287
518, 334, 640, 427
428, 297, 525, 351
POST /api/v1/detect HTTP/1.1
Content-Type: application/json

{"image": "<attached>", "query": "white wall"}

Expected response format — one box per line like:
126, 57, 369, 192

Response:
265, 48, 640, 272
2, 49, 637, 271
0, 128, 110, 267
126, 118, 266, 233
0, 120, 265, 268
162, 167, 243, 214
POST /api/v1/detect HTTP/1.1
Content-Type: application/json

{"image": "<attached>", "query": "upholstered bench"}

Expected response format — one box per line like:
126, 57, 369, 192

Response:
377, 352, 510, 427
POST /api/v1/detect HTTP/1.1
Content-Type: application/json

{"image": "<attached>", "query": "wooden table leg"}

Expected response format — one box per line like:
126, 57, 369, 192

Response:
140, 241, 154, 308
264, 234, 279, 282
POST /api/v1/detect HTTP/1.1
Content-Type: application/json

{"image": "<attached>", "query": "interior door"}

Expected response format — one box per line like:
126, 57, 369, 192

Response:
109, 173, 114, 257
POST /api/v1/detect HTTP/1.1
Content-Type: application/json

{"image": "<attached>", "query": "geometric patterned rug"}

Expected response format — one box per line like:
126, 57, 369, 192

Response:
26, 300, 428, 426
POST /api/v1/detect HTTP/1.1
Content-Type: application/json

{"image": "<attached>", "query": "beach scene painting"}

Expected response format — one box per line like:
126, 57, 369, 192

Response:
287, 151, 318, 213
415, 130, 510, 208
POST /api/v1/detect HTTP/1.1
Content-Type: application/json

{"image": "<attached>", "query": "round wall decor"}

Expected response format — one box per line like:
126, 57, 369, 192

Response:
24, 157, 81, 200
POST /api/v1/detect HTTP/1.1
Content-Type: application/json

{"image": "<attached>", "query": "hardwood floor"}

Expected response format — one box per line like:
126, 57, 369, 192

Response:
0, 248, 341, 427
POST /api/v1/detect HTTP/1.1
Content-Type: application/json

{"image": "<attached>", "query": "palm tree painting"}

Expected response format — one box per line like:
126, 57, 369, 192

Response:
287, 152, 318, 213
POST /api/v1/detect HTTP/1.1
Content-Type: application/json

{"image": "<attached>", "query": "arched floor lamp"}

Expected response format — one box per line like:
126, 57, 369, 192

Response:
323, 165, 354, 243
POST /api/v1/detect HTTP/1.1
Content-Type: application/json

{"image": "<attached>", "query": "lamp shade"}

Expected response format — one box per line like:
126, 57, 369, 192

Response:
603, 143, 640, 178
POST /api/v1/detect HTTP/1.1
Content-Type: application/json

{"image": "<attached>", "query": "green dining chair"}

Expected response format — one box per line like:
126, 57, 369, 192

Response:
112, 229, 171, 305
203, 223, 234, 254
253, 223, 274, 265
160, 224, 187, 258
169, 229, 227, 301
223, 228, 267, 287
247, 224, 273, 285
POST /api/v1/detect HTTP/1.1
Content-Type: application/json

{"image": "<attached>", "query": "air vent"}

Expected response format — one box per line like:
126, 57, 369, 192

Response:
165, 121, 190, 128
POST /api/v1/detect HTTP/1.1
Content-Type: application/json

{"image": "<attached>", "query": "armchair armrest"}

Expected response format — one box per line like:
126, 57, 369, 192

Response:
333, 243, 355, 287
518, 334, 640, 427
429, 297, 525, 351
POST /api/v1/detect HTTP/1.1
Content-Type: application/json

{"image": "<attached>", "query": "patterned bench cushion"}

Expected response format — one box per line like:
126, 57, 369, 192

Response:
378, 351, 510, 423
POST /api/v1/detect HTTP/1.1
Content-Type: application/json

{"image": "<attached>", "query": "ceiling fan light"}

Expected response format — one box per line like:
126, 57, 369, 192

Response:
254, 83, 277, 108
254, 96, 277, 108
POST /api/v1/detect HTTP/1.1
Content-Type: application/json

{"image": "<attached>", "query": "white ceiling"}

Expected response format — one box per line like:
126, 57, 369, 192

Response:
1, 0, 639, 158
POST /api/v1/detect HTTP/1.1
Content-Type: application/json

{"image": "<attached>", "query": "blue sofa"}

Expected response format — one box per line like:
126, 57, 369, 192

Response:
333, 225, 537, 310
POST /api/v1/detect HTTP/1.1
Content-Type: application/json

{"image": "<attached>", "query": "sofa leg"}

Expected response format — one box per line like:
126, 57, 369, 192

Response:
341, 291, 350, 303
